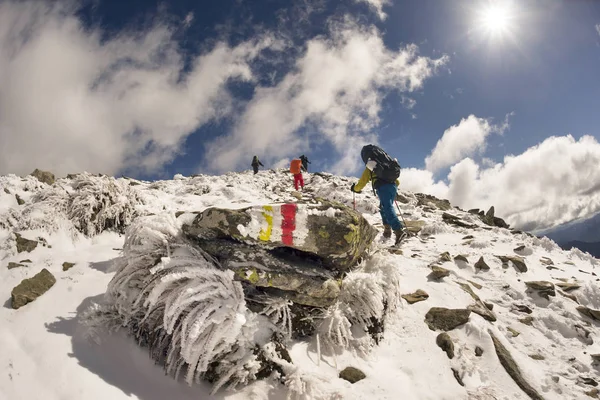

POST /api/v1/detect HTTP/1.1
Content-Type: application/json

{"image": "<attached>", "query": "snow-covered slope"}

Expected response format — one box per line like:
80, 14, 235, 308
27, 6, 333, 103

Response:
1, 170, 599, 400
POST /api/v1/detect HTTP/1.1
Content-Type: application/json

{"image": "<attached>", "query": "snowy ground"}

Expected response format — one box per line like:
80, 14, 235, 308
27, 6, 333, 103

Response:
1, 170, 599, 400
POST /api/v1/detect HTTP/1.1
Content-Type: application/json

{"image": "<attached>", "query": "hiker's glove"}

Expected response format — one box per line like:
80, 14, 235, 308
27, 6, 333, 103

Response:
350, 183, 361, 193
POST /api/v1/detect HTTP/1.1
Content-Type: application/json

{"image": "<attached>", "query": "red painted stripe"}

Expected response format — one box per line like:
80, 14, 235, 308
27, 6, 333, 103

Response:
281, 204, 297, 246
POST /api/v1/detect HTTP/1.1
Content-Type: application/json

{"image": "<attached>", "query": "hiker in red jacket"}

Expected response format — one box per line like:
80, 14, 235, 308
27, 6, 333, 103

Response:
290, 158, 304, 190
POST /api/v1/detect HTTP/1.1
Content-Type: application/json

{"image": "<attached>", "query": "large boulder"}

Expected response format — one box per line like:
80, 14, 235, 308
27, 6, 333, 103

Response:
30, 169, 55, 185
11, 268, 56, 309
182, 200, 377, 272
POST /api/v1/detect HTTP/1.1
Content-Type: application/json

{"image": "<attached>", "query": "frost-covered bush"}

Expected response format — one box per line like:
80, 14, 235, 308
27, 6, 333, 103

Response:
89, 214, 262, 393
68, 173, 141, 236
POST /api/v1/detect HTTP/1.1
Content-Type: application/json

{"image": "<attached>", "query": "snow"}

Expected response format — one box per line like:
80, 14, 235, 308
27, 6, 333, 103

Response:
1, 169, 600, 400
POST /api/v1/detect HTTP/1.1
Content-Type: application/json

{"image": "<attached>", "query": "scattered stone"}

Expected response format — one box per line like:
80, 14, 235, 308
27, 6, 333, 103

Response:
519, 316, 534, 326
415, 193, 452, 211
507, 327, 520, 337
475, 256, 490, 272
62, 262, 76, 271
484, 302, 494, 311
30, 169, 55, 185
529, 354, 545, 361
462, 235, 475, 240
540, 257, 554, 266
175, 211, 185, 218
577, 306, 600, 322
581, 377, 599, 387
15, 233, 38, 253
425, 308, 471, 331
428, 265, 451, 280
387, 248, 403, 255
11, 268, 56, 309
15, 194, 25, 205
552, 376, 560, 383
475, 346, 484, 357
7, 262, 26, 269
525, 281, 556, 300
404, 220, 426, 235
591, 354, 600, 363
458, 282, 479, 301
339, 367, 366, 384
556, 282, 581, 292
575, 325, 593, 344
439, 252, 452, 262
469, 300, 497, 322
468, 280, 483, 290
401, 289, 429, 304
454, 254, 469, 264
514, 245, 525, 252
19, 259, 32, 263
436, 333, 455, 359
3, 187, 10, 194
564, 261, 575, 266
451, 368, 464, 387
585, 388, 599, 398
513, 304, 533, 314
496, 255, 527, 273
483, 206, 495, 226
442, 212, 476, 228
489, 330, 544, 400
558, 290, 579, 304
396, 193, 411, 204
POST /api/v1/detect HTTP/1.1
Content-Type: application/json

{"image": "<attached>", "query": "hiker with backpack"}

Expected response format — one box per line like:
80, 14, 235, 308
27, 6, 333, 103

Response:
350, 144, 408, 245
299, 155, 311, 172
290, 158, 304, 190
251, 156, 264, 175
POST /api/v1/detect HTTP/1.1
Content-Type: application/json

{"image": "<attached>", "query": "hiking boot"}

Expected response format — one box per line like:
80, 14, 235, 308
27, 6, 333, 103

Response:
382, 224, 392, 238
394, 228, 408, 246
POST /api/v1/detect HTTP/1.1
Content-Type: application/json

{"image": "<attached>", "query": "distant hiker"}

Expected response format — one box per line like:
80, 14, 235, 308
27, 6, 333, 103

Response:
290, 158, 304, 191
251, 156, 264, 175
350, 144, 407, 245
299, 155, 311, 172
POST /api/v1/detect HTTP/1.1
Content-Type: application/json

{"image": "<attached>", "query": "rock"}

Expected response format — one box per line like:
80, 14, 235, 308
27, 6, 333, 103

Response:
489, 330, 544, 400
175, 211, 185, 218
507, 327, 520, 337
462, 235, 475, 240
581, 377, 598, 387
551, 376, 560, 383
468, 280, 483, 290
474, 256, 490, 272
396, 193, 411, 204
493, 216, 510, 229
483, 206, 495, 225
540, 257, 554, 266
518, 316, 534, 326
468, 208, 480, 215
442, 212, 476, 228
591, 354, 600, 363
556, 282, 581, 292
439, 252, 452, 262
469, 300, 497, 322
525, 281, 556, 300
7, 262, 26, 269
182, 200, 377, 271
404, 220, 426, 235
475, 346, 484, 357
425, 308, 471, 331
402, 289, 429, 304
496, 255, 527, 273
339, 367, 366, 383
585, 388, 599, 398
577, 306, 600, 322
62, 262, 76, 271
512, 304, 533, 314
436, 333, 455, 359
30, 169, 55, 185
20, 259, 32, 263
3, 187, 10, 194
454, 254, 469, 263
559, 289, 579, 304
529, 354, 545, 361
15, 233, 38, 253
484, 302, 494, 311
415, 193, 451, 211
428, 265, 450, 280
452, 368, 464, 386
15, 194, 25, 205
11, 268, 56, 309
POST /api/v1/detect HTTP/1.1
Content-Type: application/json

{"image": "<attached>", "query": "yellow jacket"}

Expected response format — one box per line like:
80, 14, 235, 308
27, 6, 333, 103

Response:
353, 168, 400, 192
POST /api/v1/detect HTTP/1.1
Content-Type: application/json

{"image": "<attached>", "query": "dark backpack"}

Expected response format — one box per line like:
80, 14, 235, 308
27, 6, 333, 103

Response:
360, 144, 401, 184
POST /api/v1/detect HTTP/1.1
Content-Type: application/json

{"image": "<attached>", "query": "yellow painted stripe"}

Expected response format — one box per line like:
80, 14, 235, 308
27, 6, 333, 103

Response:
259, 205, 273, 241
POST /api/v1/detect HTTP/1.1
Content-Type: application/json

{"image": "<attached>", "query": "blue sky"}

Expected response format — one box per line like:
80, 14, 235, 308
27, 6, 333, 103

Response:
1, 0, 600, 231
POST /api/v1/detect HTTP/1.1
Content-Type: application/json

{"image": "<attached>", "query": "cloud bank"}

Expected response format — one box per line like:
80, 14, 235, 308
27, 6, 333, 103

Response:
355, 0, 391, 21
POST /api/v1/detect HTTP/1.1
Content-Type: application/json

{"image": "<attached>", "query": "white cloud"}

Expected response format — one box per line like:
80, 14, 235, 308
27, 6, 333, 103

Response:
355, 0, 391, 21
205, 20, 448, 175
401, 96, 416, 110
596, 24, 600, 37
0, 1, 279, 176
424, 115, 494, 173
411, 135, 600, 231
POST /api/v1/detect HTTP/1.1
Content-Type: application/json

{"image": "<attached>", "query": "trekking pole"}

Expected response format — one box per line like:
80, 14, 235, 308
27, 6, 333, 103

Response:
395, 200, 411, 234
353, 192, 356, 210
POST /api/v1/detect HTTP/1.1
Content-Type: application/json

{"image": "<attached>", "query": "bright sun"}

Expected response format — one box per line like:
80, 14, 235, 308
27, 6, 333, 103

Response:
476, 2, 514, 37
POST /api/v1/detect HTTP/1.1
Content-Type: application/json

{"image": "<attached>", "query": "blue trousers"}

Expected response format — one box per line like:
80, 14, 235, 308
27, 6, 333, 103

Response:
376, 184, 403, 231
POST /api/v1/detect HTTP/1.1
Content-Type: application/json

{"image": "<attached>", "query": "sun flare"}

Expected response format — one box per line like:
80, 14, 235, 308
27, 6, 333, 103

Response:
475, 2, 515, 38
